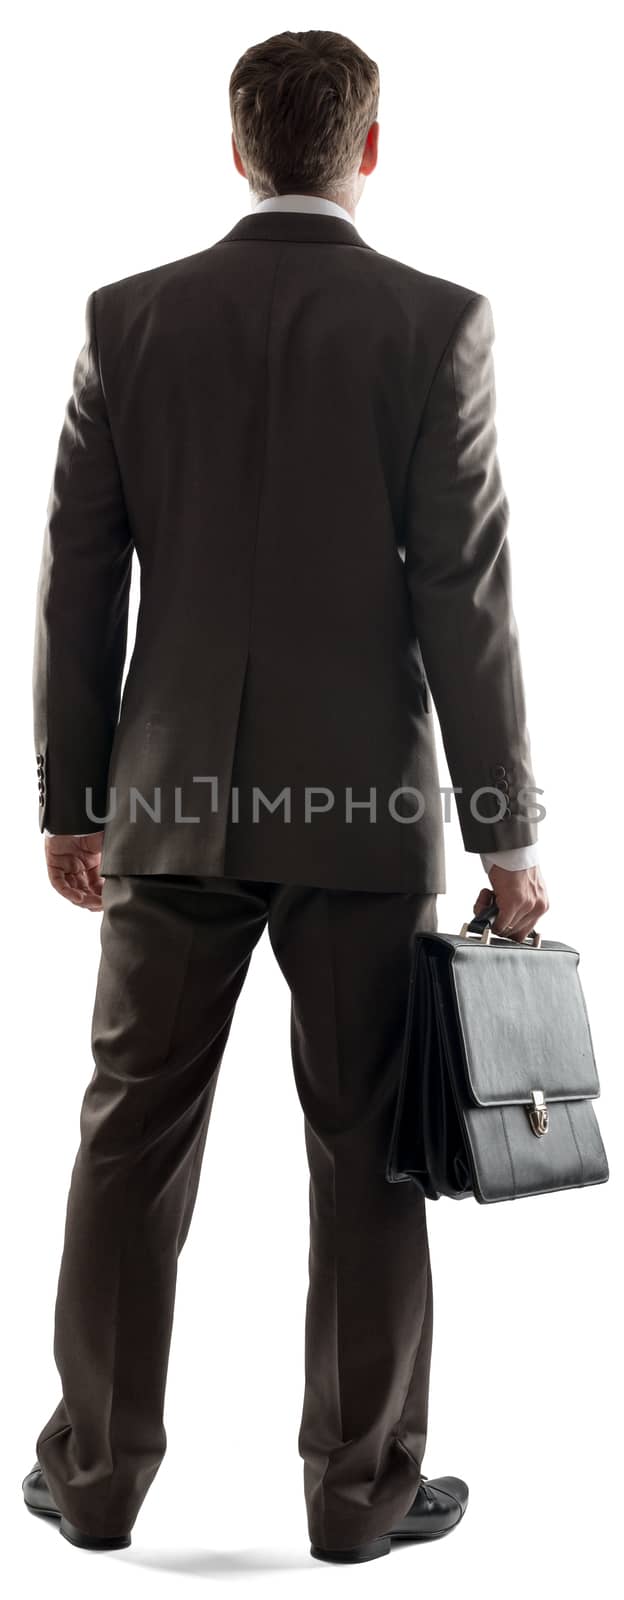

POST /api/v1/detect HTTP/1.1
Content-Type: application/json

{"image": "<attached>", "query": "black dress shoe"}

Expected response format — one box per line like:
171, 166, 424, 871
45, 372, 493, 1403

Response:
310, 1473, 469, 1563
389, 1474, 469, 1539
22, 1464, 131, 1550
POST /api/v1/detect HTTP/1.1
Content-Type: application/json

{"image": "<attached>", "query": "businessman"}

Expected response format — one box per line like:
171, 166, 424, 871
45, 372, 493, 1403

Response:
24, 28, 548, 1564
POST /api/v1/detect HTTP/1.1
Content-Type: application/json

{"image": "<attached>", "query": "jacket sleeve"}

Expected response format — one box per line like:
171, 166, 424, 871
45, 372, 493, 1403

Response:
402, 291, 540, 854
32, 289, 134, 835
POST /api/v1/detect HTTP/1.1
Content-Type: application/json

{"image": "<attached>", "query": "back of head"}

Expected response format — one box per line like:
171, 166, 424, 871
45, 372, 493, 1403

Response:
229, 29, 379, 202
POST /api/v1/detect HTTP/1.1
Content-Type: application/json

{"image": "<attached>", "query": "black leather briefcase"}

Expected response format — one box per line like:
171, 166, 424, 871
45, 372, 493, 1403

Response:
386, 904, 609, 1203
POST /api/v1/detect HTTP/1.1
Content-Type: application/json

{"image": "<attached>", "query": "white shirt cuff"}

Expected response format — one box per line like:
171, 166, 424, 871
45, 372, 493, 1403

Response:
44, 829, 101, 838
480, 844, 541, 873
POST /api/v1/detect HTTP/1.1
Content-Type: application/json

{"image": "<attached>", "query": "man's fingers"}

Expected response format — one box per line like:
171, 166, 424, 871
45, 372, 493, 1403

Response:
53, 886, 86, 907
42, 831, 105, 909
50, 881, 102, 909
473, 887, 495, 917
483, 865, 549, 942
506, 913, 542, 945
47, 867, 103, 909
494, 903, 548, 942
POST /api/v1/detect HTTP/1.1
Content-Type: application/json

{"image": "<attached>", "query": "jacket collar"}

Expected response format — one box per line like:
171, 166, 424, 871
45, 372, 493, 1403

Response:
216, 210, 373, 251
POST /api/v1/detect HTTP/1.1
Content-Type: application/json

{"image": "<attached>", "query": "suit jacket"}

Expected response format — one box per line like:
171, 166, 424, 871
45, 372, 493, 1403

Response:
33, 208, 538, 892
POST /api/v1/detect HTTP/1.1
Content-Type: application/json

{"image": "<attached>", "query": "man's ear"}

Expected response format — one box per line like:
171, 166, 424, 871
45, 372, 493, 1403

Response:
231, 133, 247, 178
360, 121, 379, 177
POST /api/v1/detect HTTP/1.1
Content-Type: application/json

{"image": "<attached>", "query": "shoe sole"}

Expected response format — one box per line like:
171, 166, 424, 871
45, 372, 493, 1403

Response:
390, 1517, 463, 1541
310, 1535, 392, 1563
310, 1505, 466, 1562
25, 1500, 131, 1550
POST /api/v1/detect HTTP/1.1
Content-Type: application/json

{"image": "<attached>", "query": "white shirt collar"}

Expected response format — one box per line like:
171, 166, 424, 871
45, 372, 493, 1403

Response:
251, 193, 355, 226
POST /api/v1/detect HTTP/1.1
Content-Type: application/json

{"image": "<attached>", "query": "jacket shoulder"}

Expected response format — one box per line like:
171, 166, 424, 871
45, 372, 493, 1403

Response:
92, 245, 228, 322
367, 241, 481, 298
358, 243, 489, 342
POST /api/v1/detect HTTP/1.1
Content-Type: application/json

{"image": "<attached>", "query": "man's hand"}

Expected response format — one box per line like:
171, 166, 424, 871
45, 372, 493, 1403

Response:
473, 865, 549, 944
44, 832, 105, 910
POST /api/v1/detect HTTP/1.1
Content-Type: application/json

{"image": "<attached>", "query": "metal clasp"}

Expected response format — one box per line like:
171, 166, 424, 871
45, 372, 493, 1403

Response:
528, 1089, 549, 1137
459, 921, 492, 944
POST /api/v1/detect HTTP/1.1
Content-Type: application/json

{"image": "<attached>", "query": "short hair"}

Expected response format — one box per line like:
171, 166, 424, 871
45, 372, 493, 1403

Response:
229, 29, 380, 201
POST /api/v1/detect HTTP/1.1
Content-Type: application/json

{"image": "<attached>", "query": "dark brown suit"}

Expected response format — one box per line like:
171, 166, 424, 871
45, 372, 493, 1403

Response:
33, 209, 537, 887
32, 211, 537, 1549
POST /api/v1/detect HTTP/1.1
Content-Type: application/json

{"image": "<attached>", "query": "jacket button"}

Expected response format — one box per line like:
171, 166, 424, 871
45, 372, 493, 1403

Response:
493, 764, 506, 778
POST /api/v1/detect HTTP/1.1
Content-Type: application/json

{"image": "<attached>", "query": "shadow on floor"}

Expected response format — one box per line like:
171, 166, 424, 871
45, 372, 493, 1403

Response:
110, 1545, 314, 1577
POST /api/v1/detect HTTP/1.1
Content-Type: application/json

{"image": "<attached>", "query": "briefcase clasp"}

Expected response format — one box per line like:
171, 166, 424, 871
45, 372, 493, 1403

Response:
528, 1089, 549, 1137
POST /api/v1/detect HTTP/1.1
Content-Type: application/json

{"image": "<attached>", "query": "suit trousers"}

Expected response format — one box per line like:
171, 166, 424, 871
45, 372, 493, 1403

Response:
36, 873, 437, 1550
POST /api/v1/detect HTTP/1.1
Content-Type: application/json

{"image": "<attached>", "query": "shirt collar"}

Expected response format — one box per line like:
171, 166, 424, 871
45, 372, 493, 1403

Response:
251, 193, 355, 227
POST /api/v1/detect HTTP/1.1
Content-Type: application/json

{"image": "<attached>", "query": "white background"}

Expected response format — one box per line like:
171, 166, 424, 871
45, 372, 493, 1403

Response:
2, 1, 622, 1595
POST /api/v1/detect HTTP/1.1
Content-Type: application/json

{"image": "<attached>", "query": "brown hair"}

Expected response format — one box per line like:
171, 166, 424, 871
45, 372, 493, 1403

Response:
229, 30, 379, 201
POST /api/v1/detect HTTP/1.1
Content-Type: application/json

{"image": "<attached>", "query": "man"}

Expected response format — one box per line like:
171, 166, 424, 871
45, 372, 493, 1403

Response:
24, 28, 548, 1565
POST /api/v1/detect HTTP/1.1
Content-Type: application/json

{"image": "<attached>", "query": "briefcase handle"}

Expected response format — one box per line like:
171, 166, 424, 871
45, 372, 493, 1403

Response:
460, 899, 542, 948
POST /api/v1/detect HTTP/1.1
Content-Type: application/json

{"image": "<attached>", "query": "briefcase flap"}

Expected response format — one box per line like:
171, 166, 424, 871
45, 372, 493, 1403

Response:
448, 944, 600, 1106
